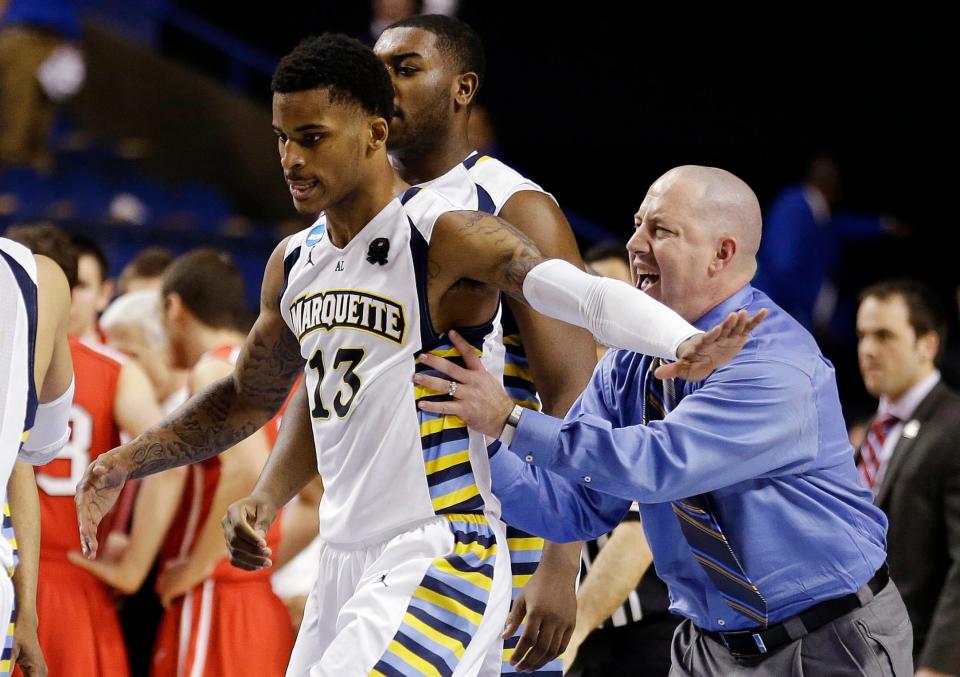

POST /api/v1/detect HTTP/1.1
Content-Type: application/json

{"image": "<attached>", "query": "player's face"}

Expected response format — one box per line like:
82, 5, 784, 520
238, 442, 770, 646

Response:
857, 294, 933, 400
273, 88, 376, 216
69, 254, 109, 337
627, 177, 718, 321
374, 27, 454, 153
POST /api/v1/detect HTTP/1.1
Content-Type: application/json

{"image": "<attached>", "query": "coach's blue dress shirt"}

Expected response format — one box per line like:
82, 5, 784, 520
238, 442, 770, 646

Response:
490, 285, 888, 631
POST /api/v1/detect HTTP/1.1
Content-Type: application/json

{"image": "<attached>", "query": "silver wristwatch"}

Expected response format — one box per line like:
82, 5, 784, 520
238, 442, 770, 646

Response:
499, 404, 525, 446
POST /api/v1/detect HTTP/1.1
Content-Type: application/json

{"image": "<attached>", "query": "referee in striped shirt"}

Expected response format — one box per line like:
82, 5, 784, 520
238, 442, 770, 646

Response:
567, 505, 679, 677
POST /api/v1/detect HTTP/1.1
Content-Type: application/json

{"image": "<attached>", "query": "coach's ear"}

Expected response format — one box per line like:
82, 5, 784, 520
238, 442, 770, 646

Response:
369, 116, 389, 152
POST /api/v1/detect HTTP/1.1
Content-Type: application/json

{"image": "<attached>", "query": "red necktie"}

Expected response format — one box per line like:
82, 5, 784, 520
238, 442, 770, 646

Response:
858, 412, 900, 490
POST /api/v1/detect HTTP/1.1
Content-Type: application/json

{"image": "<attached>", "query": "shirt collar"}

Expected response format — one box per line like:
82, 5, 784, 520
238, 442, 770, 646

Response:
692, 284, 756, 331
880, 370, 941, 421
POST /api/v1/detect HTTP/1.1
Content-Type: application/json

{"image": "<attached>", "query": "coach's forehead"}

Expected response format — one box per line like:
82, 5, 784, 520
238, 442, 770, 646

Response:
637, 172, 700, 219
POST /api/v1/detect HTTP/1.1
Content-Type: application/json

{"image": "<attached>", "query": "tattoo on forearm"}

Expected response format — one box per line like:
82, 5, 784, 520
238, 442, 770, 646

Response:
128, 378, 257, 478
236, 323, 304, 406
127, 324, 303, 479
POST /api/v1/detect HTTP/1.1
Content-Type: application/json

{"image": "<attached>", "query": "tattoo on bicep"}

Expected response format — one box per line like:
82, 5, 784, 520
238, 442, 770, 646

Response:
457, 212, 544, 299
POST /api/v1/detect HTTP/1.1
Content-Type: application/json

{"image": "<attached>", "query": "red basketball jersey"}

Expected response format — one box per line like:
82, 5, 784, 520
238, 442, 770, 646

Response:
35, 336, 123, 555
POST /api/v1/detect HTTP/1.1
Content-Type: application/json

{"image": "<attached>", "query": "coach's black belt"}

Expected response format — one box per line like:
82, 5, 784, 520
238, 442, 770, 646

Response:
705, 563, 889, 659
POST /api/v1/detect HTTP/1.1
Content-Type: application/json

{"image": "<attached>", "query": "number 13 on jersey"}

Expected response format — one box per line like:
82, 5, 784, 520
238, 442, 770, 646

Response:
307, 347, 365, 419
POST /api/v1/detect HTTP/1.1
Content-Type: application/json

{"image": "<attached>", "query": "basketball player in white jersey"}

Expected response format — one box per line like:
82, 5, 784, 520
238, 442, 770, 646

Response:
249, 15, 597, 674
76, 35, 761, 676
1, 236, 75, 677
378, 18, 589, 674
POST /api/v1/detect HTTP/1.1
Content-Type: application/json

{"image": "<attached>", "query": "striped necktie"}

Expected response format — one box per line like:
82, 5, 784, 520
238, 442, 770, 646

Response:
644, 358, 769, 627
857, 412, 900, 490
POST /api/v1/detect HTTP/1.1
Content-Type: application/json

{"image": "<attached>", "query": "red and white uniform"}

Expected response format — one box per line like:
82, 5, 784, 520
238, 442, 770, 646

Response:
151, 345, 294, 677
27, 336, 130, 677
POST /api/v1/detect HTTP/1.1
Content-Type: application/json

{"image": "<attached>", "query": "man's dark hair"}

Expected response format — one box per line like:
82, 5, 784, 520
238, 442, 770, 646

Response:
386, 14, 486, 93
859, 279, 948, 354
272, 33, 393, 119
124, 247, 173, 282
4, 223, 79, 287
162, 249, 247, 331
584, 241, 629, 266
70, 232, 110, 282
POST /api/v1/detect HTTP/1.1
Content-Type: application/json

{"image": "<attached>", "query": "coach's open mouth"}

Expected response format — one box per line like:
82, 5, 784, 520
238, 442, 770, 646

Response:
636, 272, 660, 292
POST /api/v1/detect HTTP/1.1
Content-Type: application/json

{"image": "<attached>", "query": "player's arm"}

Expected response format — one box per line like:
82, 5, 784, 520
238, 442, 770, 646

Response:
223, 384, 320, 572
76, 238, 305, 558
157, 359, 272, 606
8, 461, 46, 676
113, 359, 165, 437
68, 466, 188, 594
429, 210, 763, 380
68, 322, 186, 592
497, 192, 597, 415
9, 255, 72, 675
32, 255, 74, 403
67, 361, 178, 594
18, 255, 75, 468
274, 475, 323, 569
495, 192, 593, 670
564, 519, 652, 671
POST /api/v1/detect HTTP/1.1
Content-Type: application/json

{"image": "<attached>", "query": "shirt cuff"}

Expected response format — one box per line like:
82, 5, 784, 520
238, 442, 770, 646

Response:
511, 408, 564, 468
489, 441, 526, 494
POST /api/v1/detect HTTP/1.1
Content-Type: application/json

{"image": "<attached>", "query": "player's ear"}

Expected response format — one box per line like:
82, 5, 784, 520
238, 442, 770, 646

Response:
164, 292, 185, 323
96, 278, 115, 312
454, 72, 479, 108
369, 116, 389, 152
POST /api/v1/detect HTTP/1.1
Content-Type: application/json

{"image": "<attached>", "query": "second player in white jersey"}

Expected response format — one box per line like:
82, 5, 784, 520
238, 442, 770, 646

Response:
418, 154, 567, 676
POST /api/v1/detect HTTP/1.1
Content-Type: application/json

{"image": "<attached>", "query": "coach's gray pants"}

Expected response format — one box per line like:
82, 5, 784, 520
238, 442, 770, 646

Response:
668, 579, 913, 676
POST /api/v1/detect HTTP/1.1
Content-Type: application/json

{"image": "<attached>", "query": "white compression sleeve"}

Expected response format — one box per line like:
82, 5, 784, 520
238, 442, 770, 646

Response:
521, 259, 701, 358
20, 376, 74, 465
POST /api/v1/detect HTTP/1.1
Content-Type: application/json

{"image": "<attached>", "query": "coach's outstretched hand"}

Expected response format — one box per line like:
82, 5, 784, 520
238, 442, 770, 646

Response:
659, 308, 768, 381
222, 494, 277, 571
75, 447, 133, 560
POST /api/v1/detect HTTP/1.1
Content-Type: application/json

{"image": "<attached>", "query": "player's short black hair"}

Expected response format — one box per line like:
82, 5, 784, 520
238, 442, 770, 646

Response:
385, 14, 486, 92
162, 249, 247, 331
70, 232, 110, 282
4, 223, 79, 288
272, 33, 394, 119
